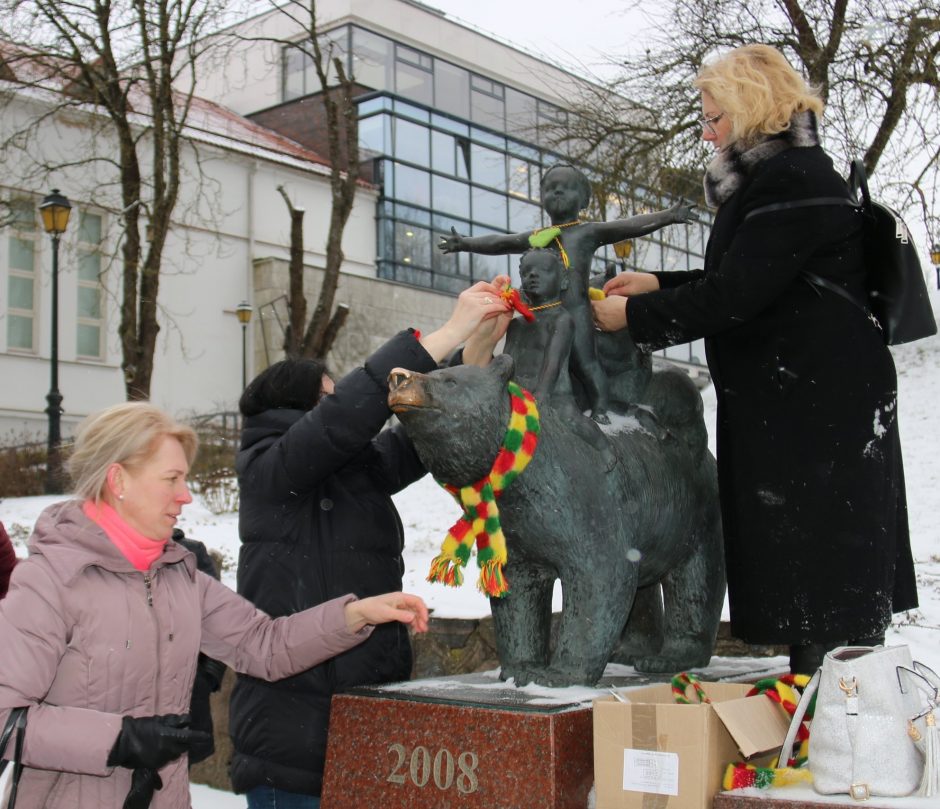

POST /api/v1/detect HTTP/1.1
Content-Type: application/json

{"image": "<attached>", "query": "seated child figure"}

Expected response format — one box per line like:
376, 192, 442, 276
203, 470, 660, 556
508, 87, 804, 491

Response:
440, 163, 696, 423
505, 249, 616, 470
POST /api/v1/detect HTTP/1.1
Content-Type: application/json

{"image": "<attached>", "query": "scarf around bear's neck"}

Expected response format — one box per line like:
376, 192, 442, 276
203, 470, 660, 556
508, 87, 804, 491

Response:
703, 110, 820, 208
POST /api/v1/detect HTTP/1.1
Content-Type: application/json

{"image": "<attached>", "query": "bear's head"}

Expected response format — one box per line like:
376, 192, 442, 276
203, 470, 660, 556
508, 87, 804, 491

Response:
389, 354, 515, 487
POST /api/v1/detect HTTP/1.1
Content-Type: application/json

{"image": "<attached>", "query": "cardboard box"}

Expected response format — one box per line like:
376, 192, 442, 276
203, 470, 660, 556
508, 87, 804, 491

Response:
593, 681, 790, 809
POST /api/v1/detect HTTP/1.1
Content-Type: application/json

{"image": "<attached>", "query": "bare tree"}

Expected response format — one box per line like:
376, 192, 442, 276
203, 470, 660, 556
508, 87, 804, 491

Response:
552, 0, 939, 230
0, 0, 231, 400
253, 0, 359, 359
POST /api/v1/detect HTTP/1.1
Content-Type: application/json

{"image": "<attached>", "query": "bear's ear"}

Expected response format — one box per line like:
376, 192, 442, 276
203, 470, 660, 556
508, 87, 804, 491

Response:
490, 353, 515, 382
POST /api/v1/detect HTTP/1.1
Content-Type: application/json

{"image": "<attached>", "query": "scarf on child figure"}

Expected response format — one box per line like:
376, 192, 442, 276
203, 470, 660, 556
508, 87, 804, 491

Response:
427, 381, 540, 597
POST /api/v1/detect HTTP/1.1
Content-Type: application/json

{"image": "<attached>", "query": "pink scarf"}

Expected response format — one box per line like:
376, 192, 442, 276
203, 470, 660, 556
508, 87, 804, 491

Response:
83, 500, 167, 571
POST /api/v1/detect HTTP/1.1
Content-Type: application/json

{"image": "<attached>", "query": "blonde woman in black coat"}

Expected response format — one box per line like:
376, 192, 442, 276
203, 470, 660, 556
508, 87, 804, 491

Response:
592, 44, 917, 675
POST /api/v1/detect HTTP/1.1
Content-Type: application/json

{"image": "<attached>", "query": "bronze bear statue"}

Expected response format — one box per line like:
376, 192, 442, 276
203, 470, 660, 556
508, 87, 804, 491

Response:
389, 354, 725, 687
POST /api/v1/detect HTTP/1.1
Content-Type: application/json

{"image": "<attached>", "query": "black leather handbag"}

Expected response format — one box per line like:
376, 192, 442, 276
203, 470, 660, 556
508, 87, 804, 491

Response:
745, 159, 937, 345
0, 707, 27, 809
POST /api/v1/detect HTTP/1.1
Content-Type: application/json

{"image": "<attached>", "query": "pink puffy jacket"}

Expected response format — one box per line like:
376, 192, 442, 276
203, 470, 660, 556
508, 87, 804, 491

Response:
0, 501, 372, 809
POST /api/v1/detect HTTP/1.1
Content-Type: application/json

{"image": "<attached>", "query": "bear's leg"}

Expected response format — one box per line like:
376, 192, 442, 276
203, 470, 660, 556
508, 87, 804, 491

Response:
634, 502, 725, 673
491, 564, 555, 686
609, 583, 664, 665
538, 564, 638, 687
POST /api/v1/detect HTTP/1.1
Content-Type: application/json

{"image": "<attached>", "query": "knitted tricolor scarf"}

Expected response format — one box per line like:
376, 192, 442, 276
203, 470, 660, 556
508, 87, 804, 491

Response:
427, 381, 540, 597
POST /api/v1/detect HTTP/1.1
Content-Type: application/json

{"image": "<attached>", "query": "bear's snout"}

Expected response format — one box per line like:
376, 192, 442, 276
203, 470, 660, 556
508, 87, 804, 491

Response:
388, 368, 427, 412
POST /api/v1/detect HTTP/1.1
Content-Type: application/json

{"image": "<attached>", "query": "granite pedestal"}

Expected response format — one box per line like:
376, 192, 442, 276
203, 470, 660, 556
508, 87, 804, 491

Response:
320, 661, 786, 809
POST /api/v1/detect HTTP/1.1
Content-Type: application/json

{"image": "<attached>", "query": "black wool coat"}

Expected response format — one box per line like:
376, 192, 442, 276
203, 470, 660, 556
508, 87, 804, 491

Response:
627, 134, 917, 645
229, 331, 436, 796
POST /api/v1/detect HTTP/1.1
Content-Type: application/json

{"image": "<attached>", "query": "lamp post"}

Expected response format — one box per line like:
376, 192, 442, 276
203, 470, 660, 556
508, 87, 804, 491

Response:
236, 301, 253, 389
931, 243, 940, 290
613, 239, 633, 272
38, 189, 72, 494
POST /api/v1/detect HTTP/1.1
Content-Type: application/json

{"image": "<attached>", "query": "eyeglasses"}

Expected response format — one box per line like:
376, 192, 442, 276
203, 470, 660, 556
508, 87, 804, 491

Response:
700, 112, 725, 136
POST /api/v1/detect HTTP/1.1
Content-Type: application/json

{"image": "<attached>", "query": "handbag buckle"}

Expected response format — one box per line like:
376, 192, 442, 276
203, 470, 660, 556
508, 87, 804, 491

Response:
849, 782, 870, 801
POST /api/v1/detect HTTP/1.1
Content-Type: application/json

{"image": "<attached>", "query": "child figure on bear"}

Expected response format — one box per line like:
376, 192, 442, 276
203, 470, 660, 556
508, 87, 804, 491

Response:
504, 249, 617, 470
440, 163, 696, 423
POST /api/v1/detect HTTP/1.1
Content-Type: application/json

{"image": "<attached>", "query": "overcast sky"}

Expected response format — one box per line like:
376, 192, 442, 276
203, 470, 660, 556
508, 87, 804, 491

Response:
422, 0, 657, 81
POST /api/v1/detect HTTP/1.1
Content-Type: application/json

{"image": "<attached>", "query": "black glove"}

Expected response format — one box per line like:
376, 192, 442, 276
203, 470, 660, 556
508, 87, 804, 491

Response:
107, 714, 211, 771
122, 767, 163, 809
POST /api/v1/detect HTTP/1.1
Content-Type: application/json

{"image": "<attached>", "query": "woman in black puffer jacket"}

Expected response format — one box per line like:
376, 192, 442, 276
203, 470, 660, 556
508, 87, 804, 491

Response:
229, 281, 511, 808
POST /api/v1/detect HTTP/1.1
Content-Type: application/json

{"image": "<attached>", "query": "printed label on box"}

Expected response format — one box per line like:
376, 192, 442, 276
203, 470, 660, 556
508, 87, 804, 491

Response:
622, 748, 679, 796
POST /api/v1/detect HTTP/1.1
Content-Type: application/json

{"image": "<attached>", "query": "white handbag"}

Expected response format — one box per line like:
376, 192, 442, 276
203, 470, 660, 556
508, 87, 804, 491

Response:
779, 645, 924, 800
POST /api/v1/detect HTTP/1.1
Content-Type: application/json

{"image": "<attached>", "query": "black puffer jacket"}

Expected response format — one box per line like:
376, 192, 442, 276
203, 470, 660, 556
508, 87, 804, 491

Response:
229, 331, 436, 795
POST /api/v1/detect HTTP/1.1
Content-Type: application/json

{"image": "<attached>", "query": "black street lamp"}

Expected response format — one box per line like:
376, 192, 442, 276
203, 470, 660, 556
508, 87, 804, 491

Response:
931, 243, 940, 291
236, 301, 253, 389
38, 189, 72, 494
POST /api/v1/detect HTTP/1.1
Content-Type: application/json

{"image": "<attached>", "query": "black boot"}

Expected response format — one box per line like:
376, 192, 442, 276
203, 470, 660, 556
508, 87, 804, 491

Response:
788, 642, 830, 675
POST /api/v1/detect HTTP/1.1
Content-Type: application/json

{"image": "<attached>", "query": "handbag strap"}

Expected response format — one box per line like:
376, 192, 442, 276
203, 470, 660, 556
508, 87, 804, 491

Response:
743, 196, 861, 221
779, 669, 821, 766
0, 707, 27, 809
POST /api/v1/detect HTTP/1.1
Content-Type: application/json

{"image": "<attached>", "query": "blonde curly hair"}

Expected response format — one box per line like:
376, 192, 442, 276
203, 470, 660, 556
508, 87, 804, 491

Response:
695, 44, 824, 146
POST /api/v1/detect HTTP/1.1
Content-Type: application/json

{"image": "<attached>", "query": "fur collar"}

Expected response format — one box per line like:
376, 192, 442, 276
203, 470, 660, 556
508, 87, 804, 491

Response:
703, 110, 820, 208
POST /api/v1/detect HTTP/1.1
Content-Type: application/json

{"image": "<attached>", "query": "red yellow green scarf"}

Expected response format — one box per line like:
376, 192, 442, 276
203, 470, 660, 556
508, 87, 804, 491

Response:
427, 381, 540, 597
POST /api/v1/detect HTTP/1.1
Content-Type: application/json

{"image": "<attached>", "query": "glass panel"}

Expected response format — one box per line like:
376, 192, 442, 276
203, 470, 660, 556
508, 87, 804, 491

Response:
7, 314, 33, 349
78, 212, 102, 244
470, 127, 505, 150
430, 113, 468, 136
505, 88, 538, 142
396, 60, 433, 106
396, 222, 432, 269
470, 186, 506, 229
77, 323, 101, 357
433, 274, 468, 295
432, 242, 470, 278
9, 237, 34, 271
282, 46, 307, 101
432, 175, 470, 219
431, 130, 455, 175
393, 118, 429, 165
351, 27, 392, 91
394, 203, 431, 226
393, 264, 433, 288
508, 198, 541, 233
392, 99, 429, 122
78, 285, 101, 318
507, 157, 530, 200
471, 86, 504, 130
9, 275, 33, 308
470, 143, 506, 190
392, 164, 431, 208
358, 113, 388, 155
470, 252, 510, 282
78, 252, 100, 281
356, 95, 390, 116
433, 61, 470, 119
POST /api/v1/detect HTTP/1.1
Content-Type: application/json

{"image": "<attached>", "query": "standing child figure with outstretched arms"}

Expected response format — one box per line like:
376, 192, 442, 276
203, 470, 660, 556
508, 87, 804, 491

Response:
440, 163, 695, 422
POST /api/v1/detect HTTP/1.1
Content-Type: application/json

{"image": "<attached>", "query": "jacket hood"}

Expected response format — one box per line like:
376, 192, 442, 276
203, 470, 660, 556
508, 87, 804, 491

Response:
237, 408, 306, 474
28, 500, 194, 585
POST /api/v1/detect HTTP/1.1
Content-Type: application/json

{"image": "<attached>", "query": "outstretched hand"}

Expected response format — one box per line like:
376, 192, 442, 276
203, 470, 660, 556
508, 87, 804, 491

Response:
669, 200, 698, 224
602, 271, 660, 298
439, 226, 465, 254
344, 592, 430, 634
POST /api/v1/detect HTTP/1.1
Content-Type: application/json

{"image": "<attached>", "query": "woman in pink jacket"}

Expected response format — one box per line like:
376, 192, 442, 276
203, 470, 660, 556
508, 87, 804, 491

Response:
0, 402, 429, 809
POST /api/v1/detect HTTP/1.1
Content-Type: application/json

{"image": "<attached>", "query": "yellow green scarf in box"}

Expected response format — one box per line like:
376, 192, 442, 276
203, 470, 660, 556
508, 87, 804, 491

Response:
427, 381, 540, 597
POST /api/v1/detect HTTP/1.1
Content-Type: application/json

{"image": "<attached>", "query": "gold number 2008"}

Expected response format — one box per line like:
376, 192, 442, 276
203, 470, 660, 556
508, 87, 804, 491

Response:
387, 743, 479, 794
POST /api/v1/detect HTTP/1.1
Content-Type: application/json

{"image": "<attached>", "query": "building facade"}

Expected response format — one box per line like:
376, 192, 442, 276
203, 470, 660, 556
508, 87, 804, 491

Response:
193, 0, 710, 367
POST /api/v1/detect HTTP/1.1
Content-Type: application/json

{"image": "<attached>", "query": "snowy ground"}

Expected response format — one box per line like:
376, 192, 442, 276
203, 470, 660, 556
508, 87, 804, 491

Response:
2, 303, 938, 808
